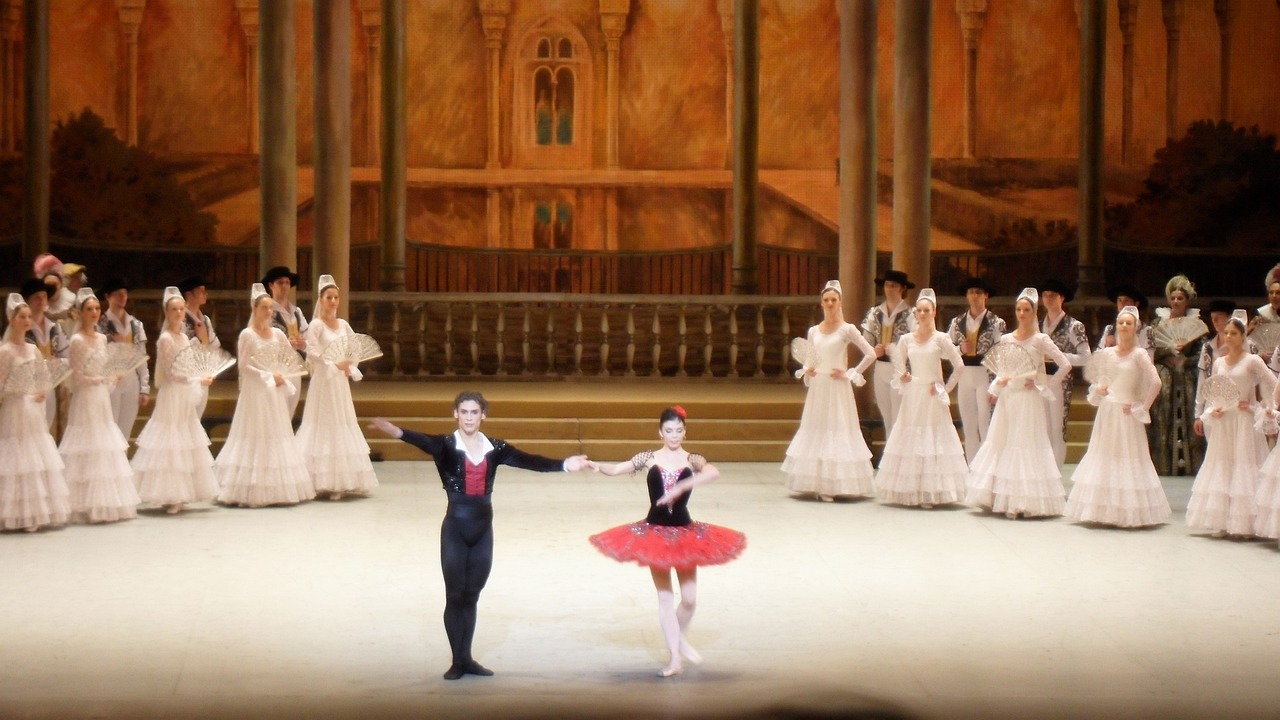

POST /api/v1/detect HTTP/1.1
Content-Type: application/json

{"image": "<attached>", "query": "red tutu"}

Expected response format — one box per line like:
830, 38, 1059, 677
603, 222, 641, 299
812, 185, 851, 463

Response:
589, 521, 746, 571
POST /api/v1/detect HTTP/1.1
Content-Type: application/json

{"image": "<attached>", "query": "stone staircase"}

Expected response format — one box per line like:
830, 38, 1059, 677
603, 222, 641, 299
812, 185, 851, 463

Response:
135, 379, 1099, 465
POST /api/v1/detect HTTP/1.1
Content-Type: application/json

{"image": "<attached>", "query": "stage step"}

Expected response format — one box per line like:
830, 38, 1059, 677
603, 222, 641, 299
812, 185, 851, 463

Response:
128, 379, 1102, 464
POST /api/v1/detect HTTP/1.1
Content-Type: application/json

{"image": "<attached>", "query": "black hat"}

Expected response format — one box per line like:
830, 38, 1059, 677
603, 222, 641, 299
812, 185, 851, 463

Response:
1107, 283, 1148, 311
875, 269, 916, 290
100, 277, 129, 297
1206, 299, 1237, 315
177, 275, 208, 295
1040, 279, 1075, 304
20, 278, 49, 300
958, 277, 995, 296
261, 266, 300, 288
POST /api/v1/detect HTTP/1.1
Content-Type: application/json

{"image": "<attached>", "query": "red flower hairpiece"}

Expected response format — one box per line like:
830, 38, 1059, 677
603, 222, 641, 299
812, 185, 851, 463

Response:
672, 405, 687, 420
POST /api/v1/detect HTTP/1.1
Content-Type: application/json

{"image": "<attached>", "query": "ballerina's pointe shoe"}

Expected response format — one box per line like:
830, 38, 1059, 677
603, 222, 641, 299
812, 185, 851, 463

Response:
658, 664, 683, 678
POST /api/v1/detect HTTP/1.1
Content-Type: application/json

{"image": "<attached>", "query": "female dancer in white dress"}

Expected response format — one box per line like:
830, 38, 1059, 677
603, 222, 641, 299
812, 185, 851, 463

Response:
1186, 310, 1273, 538
0, 293, 70, 532
215, 284, 315, 507
964, 288, 1071, 519
875, 289, 968, 508
59, 288, 139, 523
1064, 306, 1171, 527
1250, 379, 1280, 540
295, 274, 377, 500
781, 280, 877, 501
131, 287, 220, 514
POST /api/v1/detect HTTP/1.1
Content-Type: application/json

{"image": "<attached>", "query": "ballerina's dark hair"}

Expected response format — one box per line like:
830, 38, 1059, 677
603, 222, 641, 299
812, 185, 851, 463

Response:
660, 406, 687, 426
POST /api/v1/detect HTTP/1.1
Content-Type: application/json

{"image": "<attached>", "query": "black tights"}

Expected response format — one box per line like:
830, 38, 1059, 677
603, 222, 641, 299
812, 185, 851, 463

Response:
440, 495, 493, 665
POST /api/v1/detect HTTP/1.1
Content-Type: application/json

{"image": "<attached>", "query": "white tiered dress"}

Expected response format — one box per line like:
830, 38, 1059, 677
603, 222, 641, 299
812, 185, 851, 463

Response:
59, 331, 139, 523
0, 341, 70, 531
295, 318, 377, 496
1254, 383, 1280, 538
781, 322, 877, 498
1064, 347, 1171, 527
214, 327, 315, 507
131, 329, 220, 507
1186, 354, 1273, 536
964, 332, 1071, 517
875, 331, 969, 506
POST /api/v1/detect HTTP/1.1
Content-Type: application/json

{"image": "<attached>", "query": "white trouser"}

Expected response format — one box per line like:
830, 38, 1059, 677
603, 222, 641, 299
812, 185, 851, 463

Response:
873, 360, 901, 439
1045, 378, 1067, 468
956, 365, 993, 463
109, 373, 141, 443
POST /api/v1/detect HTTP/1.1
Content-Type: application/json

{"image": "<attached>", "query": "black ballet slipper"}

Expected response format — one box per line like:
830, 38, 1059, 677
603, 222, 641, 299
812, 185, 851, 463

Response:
443, 664, 466, 680
462, 661, 494, 677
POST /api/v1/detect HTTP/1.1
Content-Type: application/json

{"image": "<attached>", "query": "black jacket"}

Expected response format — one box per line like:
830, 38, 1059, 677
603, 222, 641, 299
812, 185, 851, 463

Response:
400, 429, 565, 495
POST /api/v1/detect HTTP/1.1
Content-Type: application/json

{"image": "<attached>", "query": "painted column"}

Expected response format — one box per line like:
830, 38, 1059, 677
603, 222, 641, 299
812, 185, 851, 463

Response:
313, 0, 352, 298
1, 0, 17, 154
379, 0, 406, 290
1078, 0, 1106, 297
599, 0, 628, 170
956, 0, 986, 160
1213, 0, 1240, 120
235, 0, 259, 155
360, 0, 380, 167
480, 0, 509, 249
893, 0, 931, 288
837, 0, 877, 313
22, 0, 48, 262
1161, 0, 1185, 142
259, 0, 296, 275
731, 0, 759, 294
1118, 0, 1138, 165
115, 0, 145, 147
716, 0, 733, 170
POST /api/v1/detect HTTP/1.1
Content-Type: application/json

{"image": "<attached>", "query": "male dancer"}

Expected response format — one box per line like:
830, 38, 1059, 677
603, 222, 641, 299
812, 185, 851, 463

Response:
98, 278, 151, 443
179, 275, 220, 415
945, 277, 1005, 463
262, 266, 308, 417
1040, 280, 1092, 468
861, 270, 913, 439
369, 392, 588, 680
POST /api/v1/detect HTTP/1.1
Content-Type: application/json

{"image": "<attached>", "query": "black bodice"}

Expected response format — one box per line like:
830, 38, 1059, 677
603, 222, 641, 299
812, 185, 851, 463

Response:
644, 464, 693, 527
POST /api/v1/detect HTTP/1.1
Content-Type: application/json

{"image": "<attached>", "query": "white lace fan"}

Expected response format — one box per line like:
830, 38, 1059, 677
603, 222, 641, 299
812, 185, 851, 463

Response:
3, 357, 71, 395
320, 333, 383, 365
172, 344, 236, 381
1249, 323, 1280, 354
981, 342, 1036, 378
1083, 351, 1115, 386
86, 342, 148, 379
789, 336, 813, 367
249, 341, 308, 378
1199, 375, 1240, 412
1152, 316, 1208, 350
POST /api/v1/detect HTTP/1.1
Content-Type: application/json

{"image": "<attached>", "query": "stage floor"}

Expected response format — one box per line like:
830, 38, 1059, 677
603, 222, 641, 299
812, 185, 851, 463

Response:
2, 463, 1278, 720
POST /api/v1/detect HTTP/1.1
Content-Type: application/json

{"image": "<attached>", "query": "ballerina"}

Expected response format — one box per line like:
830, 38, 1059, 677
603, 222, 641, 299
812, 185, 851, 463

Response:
1186, 310, 1273, 539
214, 284, 315, 508
875, 288, 968, 508
590, 406, 746, 678
0, 293, 71, 532
295, 274, 378, 500
1064, 305, 1171, 528
781, 280, 877, 501
964, 288, 1071, 519
131, 287, 220, 514
59, 288, 140, 523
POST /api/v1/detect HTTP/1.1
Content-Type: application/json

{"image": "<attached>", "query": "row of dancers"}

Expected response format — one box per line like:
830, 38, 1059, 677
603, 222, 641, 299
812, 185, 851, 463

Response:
782, 274, 1280, 540
0, 269, 377, 532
